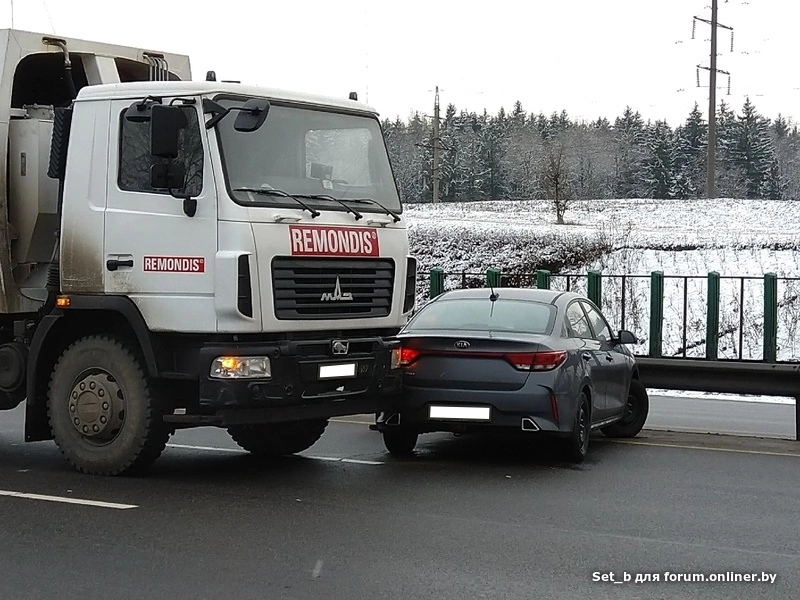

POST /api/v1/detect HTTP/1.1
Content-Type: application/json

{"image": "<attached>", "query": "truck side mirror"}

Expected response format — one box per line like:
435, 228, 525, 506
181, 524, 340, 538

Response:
150, 163, 186, 189
233, 99, 270, 132
125, 101, 153, 123
125, 96, 163, 123
151, 105, 188, 158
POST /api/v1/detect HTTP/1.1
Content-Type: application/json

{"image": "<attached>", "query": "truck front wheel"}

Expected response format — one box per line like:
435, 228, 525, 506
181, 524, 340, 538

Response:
47, 335, 170, 476
228, 420, 328, 457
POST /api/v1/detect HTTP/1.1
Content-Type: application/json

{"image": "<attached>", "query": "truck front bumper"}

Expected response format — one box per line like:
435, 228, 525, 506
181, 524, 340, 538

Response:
196, 335, 402, 425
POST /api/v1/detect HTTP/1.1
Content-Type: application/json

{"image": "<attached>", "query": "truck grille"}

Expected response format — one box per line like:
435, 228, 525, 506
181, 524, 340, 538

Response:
272, 257, 395, 320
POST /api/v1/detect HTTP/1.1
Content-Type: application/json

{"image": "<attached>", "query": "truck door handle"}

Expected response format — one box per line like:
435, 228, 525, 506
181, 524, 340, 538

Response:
605, 353, 614, 362
106, 259, 134, 271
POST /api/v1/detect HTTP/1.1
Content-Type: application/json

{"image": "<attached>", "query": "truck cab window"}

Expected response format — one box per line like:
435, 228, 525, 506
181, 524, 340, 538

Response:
118, 106, 204, 196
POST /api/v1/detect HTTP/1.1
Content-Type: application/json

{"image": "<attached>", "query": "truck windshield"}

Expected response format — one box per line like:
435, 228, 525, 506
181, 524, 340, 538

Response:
213, 97, 402, 214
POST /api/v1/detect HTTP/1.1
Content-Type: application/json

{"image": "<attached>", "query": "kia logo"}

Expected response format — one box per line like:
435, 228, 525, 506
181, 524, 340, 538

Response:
454, 340, 470, 349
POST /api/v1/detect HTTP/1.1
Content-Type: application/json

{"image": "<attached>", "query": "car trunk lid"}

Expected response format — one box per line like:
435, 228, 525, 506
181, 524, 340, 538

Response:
398, 331, 564, 391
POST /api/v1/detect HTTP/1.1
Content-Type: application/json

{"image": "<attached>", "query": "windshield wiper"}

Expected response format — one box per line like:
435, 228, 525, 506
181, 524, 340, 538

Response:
337, 198, 401, 223
298, 194, 363, 221
233, 188, 320, 218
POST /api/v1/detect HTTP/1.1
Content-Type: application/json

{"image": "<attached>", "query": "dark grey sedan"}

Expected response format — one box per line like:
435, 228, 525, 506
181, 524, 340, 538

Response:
377, 287, 649, 462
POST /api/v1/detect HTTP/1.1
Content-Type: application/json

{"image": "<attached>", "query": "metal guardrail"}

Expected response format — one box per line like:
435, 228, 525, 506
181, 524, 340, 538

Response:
421, 267, 800, 440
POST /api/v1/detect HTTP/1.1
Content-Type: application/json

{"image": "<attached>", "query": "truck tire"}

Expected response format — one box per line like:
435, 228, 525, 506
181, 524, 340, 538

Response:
228, 419, 328, 457
0, 341, 28, 410
601, 379, 649, 439
47, 335, 170, 476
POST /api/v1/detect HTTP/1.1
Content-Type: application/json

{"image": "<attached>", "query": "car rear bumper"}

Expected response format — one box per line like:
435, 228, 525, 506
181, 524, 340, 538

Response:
380, 384, 577, 435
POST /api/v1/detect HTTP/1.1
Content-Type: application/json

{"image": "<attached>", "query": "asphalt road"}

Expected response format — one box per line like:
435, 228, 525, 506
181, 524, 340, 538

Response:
1, 402, 799, 600
648, 394, 797, 439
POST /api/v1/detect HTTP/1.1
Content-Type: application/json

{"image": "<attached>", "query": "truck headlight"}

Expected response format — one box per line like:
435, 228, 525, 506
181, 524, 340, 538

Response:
210, 356, 271, 379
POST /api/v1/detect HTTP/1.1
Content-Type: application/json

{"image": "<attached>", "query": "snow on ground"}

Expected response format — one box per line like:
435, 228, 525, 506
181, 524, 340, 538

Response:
407, 197, 800, 402
406, 198, 800, 251
649, 390, 795, 405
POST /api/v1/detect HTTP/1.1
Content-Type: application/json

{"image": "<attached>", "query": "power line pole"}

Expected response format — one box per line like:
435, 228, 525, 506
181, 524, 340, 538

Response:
707, 0, 719, 199
432, 86, 441, 203
693, 0, 733, 199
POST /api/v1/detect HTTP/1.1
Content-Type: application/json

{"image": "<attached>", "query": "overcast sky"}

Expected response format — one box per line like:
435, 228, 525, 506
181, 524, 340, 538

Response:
5, 0, 799, 126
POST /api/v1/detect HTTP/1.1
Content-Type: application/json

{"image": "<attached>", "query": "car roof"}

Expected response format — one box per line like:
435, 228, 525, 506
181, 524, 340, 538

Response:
431, 287, 588, 306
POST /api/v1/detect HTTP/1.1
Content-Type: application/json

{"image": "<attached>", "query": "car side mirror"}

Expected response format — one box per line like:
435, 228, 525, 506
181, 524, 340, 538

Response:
616, 330, 638, 345
151, 105, 188, 158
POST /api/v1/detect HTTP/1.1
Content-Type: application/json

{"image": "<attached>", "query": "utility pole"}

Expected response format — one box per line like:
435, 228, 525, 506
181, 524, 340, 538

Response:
707, 0, 718, 199
693, 1, 733, 199
432, 86, 441, 203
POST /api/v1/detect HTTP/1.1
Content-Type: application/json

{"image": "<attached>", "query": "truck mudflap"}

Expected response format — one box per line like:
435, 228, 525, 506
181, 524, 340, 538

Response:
195, 335, 402, 425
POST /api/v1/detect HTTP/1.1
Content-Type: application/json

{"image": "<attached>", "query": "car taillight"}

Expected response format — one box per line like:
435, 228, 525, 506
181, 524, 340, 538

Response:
400, 347, 421, 366
504, 351, 567, 371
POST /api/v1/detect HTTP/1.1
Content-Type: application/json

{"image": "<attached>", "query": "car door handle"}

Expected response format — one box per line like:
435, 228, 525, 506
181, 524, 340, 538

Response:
582, 352, 592, 361
605, 353, 614, 362
106, 259, 134, 271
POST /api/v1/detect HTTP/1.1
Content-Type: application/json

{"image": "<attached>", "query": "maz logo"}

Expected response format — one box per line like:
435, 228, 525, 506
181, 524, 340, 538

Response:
321, 276, 353, 302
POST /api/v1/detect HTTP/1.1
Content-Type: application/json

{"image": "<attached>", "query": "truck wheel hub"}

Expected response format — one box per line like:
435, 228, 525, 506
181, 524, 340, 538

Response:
68, 372, 124, 441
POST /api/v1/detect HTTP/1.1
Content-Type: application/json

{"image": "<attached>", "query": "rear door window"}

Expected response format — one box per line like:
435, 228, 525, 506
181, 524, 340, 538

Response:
581, 301, 613, 343
406, 298, 556, 335
566, 302, 593, 339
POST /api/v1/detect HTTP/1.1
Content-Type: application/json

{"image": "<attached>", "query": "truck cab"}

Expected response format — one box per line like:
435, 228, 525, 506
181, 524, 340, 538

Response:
0, 30, 415, 475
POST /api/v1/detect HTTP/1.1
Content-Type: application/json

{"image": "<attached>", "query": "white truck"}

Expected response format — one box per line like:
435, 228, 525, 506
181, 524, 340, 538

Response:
0, 29, 416, 475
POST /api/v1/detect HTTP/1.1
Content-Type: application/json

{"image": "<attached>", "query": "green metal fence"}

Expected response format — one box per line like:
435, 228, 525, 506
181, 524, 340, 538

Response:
416, 267, 797, 364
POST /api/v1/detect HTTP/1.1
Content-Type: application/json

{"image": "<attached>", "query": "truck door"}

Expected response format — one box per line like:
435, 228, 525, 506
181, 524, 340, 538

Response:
104, 99, 218, 332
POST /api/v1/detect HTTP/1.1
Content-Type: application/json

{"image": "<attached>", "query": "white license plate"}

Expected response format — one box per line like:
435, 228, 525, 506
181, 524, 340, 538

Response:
318, 363, 357, 379
428, 405, 491, 421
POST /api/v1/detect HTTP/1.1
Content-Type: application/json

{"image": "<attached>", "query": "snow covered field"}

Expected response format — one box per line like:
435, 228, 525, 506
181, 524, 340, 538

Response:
406, 198, 800, 363
406, 198, 800, 251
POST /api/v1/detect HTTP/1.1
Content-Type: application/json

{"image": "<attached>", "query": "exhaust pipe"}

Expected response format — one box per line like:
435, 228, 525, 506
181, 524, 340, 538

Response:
384, 413, 401, 426
521, 417, 540, 432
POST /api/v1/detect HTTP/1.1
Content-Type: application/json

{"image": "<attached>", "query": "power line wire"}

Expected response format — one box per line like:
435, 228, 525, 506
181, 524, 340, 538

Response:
42, 0, 56, 34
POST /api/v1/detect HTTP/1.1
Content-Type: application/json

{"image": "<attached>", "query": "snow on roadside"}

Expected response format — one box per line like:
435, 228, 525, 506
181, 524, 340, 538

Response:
650, 390, 795, 405
406, 197, 800, 404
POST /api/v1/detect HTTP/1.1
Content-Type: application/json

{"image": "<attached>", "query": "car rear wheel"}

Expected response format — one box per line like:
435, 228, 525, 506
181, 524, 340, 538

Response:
601, 379, 649, 438
383, 428, 418, 456
560, 392, 590, 463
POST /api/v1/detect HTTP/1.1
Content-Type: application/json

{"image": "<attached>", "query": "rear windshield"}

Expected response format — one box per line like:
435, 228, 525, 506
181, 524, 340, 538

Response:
406, 298, 556, 335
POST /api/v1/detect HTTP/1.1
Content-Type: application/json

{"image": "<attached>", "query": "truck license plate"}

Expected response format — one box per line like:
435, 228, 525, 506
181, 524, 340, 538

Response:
318, 363, 357, 379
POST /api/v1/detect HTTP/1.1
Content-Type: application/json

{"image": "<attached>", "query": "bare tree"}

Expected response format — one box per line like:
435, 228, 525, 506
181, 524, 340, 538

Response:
541, 140, 571, 224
